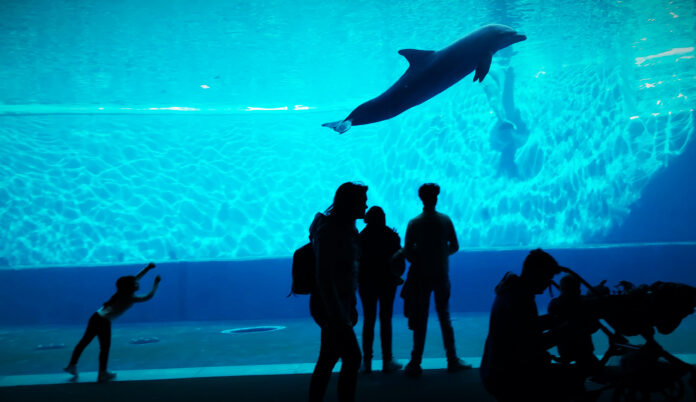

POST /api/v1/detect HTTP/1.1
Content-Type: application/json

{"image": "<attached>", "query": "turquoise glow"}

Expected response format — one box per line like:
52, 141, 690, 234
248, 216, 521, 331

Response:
0, 0, 694, 267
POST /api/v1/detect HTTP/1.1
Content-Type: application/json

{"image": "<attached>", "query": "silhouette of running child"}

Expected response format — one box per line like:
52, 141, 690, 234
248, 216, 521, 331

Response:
64, 262, 161, 382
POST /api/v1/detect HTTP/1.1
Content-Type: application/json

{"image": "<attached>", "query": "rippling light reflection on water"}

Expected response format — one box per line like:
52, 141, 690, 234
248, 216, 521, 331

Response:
0, 0, 694, 267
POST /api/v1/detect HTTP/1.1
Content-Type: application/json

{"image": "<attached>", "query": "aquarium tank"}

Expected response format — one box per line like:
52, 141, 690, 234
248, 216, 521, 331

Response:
0, 0, 695, 383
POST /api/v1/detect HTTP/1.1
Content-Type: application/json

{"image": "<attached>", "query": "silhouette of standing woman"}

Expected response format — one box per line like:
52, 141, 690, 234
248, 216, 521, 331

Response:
358, 206, 403, 373
309, 182, 368, 402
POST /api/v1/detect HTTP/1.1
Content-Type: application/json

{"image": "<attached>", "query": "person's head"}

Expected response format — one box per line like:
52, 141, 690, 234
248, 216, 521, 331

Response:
116, 275, 139, 294
326, 182, 368, 221
364, 206, 386, 227
559, 274, 581, 297
418, 183, 440, 210
521, 249, 565, 294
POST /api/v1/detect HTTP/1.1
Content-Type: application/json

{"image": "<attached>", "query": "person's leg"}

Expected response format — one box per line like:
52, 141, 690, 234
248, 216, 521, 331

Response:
433, 280, 457, 360
336, 327, 361, 402
378, 285, 396, 362
67, 313, 99, 370
309, 325, 341, 402
407, 287, 431, 375
379, 285, 402, 372
95, 316, 112, 374
359, 287, 377, 371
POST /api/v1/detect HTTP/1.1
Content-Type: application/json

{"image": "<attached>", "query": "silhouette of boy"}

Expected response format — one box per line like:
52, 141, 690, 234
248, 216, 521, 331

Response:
548, 274, 601, 378
402, 183, 470, 376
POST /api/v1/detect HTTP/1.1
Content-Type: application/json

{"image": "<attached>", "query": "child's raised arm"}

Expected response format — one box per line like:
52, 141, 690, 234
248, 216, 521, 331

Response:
133, 275, 161, 302
135, 262, 156, 280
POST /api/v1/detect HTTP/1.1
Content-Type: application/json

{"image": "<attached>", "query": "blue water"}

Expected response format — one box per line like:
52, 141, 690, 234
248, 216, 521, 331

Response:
0, 0, 695, 268
2, 3, 696, 392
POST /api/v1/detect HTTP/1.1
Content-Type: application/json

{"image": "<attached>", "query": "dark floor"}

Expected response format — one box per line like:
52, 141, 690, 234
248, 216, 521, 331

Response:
1, 369, 488, 402
2, 314, 696, 401
0, 314, 490, 375
2, 368, 695, 402
3, 313, 696, 376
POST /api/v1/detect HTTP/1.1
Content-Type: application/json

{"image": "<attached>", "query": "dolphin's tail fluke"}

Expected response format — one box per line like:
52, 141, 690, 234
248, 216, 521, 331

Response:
322, 119, 352, 134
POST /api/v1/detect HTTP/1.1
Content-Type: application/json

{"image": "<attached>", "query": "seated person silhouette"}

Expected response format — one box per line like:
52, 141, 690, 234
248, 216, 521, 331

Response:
548, 273, 601, 379
480, 249, 585, 401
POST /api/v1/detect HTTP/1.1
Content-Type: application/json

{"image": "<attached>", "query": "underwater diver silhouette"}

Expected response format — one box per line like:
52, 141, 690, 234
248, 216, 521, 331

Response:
323, 24, 526, 134
64, 262, 161, 383
481, 50, 529, 178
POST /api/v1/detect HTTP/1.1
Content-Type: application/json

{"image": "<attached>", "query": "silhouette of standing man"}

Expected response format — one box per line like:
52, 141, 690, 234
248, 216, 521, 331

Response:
309, 182, 368, 402
402, 183, 471, 376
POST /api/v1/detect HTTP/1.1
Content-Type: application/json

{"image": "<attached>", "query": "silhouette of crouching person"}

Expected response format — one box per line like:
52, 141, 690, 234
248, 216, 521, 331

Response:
309, 182, 368, 402
480, 249, 585, 401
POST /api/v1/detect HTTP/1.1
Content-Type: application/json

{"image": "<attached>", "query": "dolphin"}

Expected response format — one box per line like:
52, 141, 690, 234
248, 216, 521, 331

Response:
322, 24, 526, 134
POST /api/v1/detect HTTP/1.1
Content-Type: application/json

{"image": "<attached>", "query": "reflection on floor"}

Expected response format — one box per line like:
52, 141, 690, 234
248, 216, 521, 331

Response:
0, 358, 466, 387
1, 313, 696, 387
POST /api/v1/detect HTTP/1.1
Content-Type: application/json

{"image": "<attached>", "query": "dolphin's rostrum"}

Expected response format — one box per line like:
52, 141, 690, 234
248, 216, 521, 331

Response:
323, 24, 527, 134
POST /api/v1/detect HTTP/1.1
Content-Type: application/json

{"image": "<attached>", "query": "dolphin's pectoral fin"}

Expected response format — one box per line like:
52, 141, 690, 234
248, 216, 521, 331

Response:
398, 49, 435, 69
322, 119, 352, 134
473, 53, 493, 82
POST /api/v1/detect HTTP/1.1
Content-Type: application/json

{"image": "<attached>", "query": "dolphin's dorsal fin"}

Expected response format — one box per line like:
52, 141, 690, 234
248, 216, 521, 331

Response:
398, 49, 434, 68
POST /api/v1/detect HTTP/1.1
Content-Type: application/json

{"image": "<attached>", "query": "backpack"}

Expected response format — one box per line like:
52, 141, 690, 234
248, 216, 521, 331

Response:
288, 242, 315, 296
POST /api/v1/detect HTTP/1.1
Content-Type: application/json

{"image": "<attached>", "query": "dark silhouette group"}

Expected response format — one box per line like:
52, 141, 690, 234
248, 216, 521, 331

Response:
480, 249, 588, 401
62, 181, 597, 402
306, 182, 604, 402
307, 182, 472, 401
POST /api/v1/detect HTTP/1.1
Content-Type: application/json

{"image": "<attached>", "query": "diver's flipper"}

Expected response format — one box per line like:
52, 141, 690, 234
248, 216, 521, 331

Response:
322, 119, 352, 134
499, 120, 518, 131
473, 53, 493, 82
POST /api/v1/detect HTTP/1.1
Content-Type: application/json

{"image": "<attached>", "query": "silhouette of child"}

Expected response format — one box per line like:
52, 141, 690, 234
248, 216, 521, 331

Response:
64, 262, 161, 382
548, 274, 600, 378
